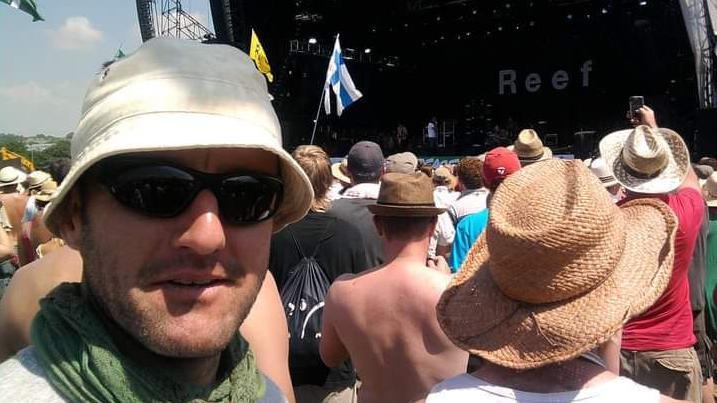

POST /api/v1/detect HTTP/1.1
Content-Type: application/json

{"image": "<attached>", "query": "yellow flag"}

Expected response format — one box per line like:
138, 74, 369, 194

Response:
250, 29, 273, 83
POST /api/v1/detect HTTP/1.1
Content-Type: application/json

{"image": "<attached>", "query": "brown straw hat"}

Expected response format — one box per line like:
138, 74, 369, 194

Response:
508, 129, 553, 166
368, 172, 446, 217
599, 125, 690, 194
437, 159, 677, 369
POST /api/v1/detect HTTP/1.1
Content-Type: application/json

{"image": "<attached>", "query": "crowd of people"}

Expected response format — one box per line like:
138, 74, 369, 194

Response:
0, 37, 716, 403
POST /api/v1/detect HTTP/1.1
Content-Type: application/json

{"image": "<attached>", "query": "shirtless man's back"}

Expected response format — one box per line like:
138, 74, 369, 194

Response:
320, 172, 469, 403
326, 262, 466, 402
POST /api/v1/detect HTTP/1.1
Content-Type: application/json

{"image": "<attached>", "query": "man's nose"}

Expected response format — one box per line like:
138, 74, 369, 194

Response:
173, 189, 226, 255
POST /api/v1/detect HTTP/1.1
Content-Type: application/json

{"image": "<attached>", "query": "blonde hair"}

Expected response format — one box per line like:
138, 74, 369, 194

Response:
292, 145, 333, 212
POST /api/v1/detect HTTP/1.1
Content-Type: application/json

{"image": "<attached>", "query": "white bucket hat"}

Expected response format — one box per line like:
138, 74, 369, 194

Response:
43, 38, 313, 234
599, 125, 689, 194
584, 157, 618, 188
0, 166, 26, 187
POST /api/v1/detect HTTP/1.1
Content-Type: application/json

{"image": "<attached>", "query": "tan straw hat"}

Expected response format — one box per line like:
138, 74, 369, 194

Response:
331, 158, 351, 185
368, 172, 446, 217
508, 129, 553, 166
26, 170, 51, 190
437, 159, 677, 369
599, 125, 689, 194
702, 172, 717, 207
43, 38, 313, 235
34, 180, 58, 202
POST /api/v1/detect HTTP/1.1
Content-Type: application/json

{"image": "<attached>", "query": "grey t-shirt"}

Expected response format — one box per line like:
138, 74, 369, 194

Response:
0, 347, 288, 402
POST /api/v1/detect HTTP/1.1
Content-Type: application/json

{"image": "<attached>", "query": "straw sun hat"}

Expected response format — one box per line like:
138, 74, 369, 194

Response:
42, 38, 313, 234
437, 159, 677, 369
331, 158, 351, 185
599, 125, 690, 194
508, 129, 553, 166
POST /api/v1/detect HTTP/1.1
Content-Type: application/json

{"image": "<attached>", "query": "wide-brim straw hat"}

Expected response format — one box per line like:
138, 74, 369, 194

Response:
331, 158, 351, 185
599, 125, 689, 194
508, 129, 553, 165
43, 38, 313, 235
437, 160, 677, 369
702, 172, 717, 207
368, 172, 446, 217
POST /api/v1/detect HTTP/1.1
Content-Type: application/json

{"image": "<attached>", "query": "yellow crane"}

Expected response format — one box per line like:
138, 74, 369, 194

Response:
0, 147, 34, 172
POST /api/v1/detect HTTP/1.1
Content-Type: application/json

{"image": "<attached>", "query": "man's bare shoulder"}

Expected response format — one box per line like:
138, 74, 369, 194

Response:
18, 246, 82, 286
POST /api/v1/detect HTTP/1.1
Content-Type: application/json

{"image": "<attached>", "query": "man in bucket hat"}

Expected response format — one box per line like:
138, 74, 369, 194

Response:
0, 38, 313, 402
320, 172, 468, 403
600, 123, 704, 402
428, 160, 683, 402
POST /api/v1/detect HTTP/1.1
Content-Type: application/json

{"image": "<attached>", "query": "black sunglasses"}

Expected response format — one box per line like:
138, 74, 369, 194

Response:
96, 158, 283, 225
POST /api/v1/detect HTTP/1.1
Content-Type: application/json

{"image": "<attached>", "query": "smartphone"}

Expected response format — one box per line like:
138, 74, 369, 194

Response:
629, 96, 644, 120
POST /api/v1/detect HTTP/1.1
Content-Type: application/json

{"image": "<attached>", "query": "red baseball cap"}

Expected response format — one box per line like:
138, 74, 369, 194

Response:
482, 147, 521, 189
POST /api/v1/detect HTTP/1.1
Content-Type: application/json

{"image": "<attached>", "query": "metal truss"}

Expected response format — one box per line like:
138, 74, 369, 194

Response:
135, 0, 214, 42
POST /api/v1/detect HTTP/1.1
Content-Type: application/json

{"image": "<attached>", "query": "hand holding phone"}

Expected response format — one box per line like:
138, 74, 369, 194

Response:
628, 96, 644, 123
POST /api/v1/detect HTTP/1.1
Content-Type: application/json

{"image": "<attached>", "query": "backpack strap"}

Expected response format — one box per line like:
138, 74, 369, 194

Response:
309, 218, 335, 258
448, 205, 459, 227
287, 228, 307, 259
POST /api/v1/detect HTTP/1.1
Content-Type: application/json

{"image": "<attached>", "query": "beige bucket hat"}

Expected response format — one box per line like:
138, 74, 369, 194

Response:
702, 172, 717, 207
508, 129, 553, 166
385, 152, 418, 174
437, 159, 677, 369
43, 38, 313, 235
599, 125, 690, 194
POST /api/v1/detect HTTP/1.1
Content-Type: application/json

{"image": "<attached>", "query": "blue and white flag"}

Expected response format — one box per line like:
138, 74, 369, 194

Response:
324, 35, 363, 116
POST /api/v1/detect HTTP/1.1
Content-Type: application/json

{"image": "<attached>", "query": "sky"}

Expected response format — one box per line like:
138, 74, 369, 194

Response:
0, 0, 213, 137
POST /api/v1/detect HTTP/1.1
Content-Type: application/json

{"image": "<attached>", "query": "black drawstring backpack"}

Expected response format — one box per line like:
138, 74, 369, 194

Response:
279, 220, 334, 369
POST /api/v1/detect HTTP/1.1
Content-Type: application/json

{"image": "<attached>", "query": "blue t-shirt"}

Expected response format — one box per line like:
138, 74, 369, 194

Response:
450, 209, 489, 272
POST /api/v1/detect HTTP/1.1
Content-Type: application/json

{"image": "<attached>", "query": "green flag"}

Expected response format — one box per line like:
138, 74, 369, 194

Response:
115, 48, 126, 60
1, 0, 43, 22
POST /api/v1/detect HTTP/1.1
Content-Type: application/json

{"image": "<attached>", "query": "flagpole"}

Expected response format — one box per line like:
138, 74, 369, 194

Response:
309, 86, 326, 145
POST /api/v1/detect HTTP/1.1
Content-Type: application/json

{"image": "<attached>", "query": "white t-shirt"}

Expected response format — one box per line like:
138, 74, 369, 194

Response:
434, 189, 489, 248
426, 373, 660, 403
429, 186, 459, 257
427, 122, 437, 138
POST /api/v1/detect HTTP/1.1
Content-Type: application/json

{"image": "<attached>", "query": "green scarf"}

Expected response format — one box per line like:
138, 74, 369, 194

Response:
31, 282, 266, 402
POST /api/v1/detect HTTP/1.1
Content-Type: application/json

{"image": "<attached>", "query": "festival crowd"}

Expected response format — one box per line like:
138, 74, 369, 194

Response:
0, 38, 716, 403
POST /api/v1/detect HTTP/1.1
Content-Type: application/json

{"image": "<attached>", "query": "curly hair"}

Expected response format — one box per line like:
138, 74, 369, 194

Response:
292, 145, 333, 212
455, 157, 483, 189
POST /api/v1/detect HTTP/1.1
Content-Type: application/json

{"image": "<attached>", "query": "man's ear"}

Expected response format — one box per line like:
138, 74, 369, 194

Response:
57, 187, 85, 250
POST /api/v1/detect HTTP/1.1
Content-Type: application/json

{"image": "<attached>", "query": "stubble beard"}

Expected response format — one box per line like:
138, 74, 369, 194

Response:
79, 212, 264, 359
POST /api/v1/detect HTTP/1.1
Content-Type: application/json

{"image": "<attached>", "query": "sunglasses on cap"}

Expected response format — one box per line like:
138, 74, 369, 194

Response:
96, 157, 283, 225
